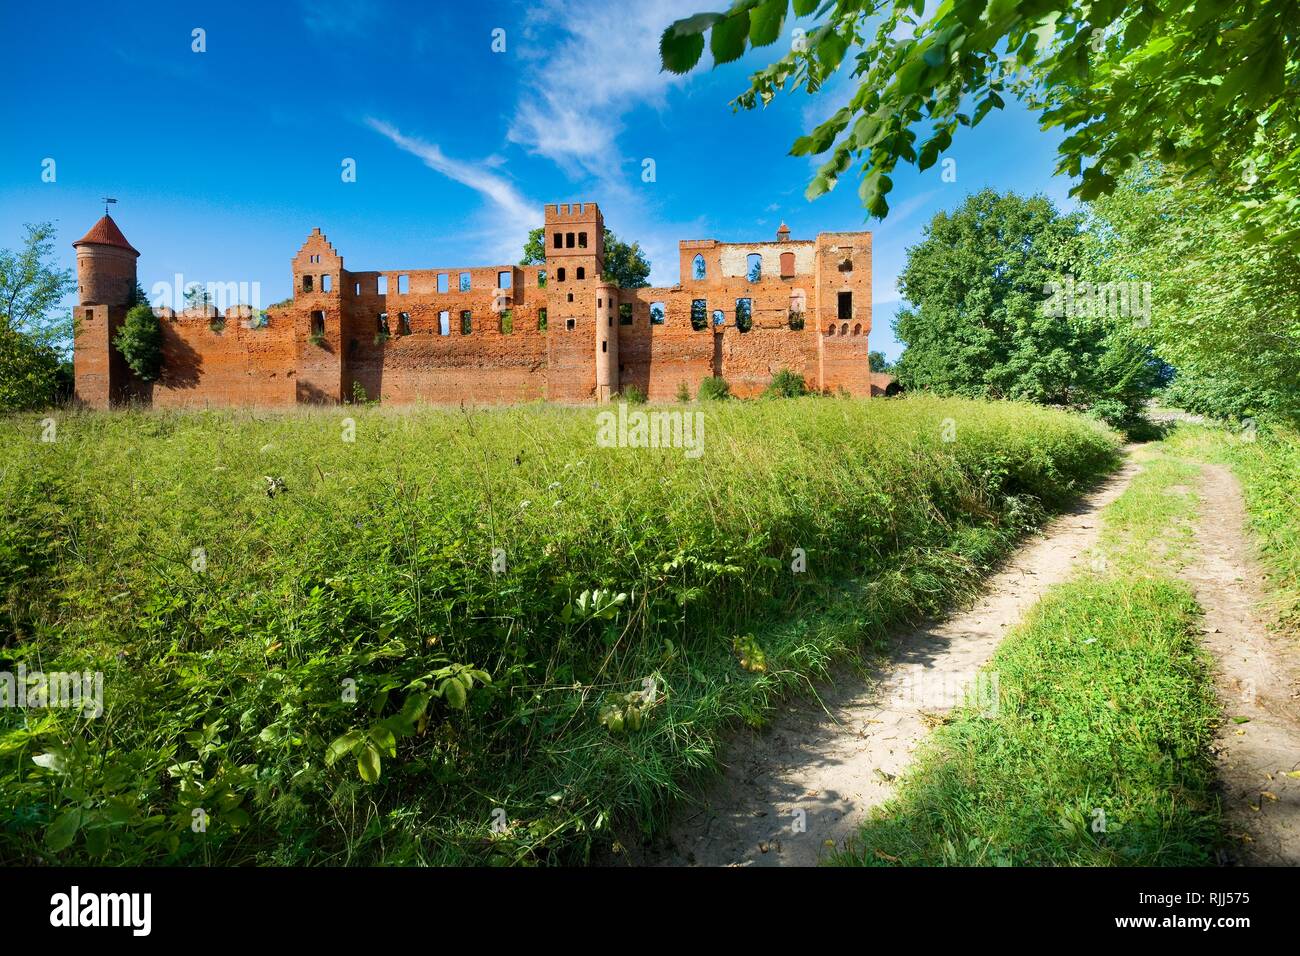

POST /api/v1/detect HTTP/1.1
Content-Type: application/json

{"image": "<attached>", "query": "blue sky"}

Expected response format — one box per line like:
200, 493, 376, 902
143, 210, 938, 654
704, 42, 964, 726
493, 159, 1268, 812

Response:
0, 0, 1076, 360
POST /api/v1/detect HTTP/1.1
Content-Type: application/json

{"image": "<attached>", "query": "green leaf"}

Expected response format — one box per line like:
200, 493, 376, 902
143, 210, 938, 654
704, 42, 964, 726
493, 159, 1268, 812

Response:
660, 23, 707, 75
325, 729, 363, 767
357, 743, 382, 783
711, 10, 751, 66
442, 676, 468, 710
748, 0, 785, 48
45, 809, 81, 852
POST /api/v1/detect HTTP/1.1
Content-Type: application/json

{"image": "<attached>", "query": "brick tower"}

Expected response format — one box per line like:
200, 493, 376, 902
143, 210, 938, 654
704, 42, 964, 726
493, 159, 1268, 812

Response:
72, 213, 141, 408
543, 202, 610, 401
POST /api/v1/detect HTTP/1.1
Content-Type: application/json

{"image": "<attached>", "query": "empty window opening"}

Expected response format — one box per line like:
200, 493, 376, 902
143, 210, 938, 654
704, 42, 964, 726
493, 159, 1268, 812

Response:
499, 310, 514, 334
578, 232, 588, 248
735, 298, 753, 332
354, 282, 361, 295
459, 272, 472, 292
437, 273, 449, 294
460, 310, 472, 334
565, 318, 576, 331
601, 340, 607, 353
838, 254, 853, 273
690, 299, 707, 331
398, 274, 409, 294
557, 267, 566, 282
377, 276, 388, 295
780, 251, 795, 278
553, 231, 563, 249
321, 274, 332, 292
537, 270, 547, 288
650, 302, 665, 325
377, 312, 390, 336
692, 254, 706, 281
498, 270, 512, 290
302, 274, 313, 292
618, 303, 633, 325
576, 267, 585, 280
398, 312, 411, 335
838, 291, 852, 321
310, 311, 325, 336
566, 232, 575, 248
712, 309, 725, 327
537, 308, 547, 331
567, 293, 574, 303
439, 310, 451, 336
746, 254, 762, 282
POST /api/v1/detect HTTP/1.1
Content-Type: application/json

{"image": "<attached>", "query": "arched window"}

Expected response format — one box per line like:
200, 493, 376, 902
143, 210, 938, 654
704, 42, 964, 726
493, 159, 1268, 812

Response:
557, 267, 566, 282
650, 302, 665, 325
853, 323, 861, 336
746, 254, 762, 282
825, 324, 835, 336
735, 298, 752, 332
692, 254, 706, 281
576, 266, 586, 280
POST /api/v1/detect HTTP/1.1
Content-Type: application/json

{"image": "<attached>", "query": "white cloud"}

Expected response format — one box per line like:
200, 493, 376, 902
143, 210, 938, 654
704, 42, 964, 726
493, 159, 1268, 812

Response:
508, 0, 701, 180
366, 118, 542, 262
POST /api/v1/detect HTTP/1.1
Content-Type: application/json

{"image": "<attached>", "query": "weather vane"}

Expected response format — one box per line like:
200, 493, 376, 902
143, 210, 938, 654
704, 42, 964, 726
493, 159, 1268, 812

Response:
102, 196, 117, 215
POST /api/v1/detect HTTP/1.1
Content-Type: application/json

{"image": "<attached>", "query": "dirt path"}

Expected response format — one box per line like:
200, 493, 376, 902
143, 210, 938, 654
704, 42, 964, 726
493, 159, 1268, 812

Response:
640, 455, 1144, 867
1185, 463, 1300, 866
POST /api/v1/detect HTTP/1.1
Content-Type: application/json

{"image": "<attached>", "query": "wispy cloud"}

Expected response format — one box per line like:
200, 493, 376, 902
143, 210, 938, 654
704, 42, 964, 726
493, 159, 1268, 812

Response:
366, 118, 542, 261
508, 0, 701, 181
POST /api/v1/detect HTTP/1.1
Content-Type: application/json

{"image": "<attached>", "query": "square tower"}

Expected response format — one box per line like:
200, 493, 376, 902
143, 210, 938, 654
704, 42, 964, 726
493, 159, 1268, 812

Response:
544, 202, 606, 401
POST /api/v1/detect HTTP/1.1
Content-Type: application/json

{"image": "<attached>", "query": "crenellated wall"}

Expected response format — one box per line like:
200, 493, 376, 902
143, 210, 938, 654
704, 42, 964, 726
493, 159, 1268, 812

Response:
73, 201, 876, 408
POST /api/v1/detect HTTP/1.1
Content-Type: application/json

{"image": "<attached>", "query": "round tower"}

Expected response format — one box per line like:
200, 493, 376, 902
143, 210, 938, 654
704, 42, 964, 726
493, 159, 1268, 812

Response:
73, 214, 139, 306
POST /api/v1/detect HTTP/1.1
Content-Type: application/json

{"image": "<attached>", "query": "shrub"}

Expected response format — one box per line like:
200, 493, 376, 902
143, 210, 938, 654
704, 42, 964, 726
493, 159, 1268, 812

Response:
763, 368, 807, 398
675, 381, 692, 403
621, 384, 647, 404
0, 326, 61, 410
698, 376, 731, 401
113, 303, 164, 382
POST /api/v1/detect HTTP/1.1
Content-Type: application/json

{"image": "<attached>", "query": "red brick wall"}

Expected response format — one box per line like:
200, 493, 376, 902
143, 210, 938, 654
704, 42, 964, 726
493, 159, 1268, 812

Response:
73, 205, 875, 408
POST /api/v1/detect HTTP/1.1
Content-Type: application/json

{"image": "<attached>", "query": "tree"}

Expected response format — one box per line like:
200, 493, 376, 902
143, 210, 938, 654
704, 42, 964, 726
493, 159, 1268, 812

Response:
114, 303, 164, 382
893, 189, 1157, 428
521, 228, 652, 288
868, 350, 892, 373
1086, 165, 1300, 422
0, 222, 76, 351
0, 223, 75, 409
659, 2, 1300, 246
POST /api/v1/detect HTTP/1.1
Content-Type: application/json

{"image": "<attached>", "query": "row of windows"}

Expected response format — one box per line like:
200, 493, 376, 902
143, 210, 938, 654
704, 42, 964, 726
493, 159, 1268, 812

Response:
613, 290, 834, 332
301, 270, 543, 295
689, 252, 800, 282
553, 231, 588, 250
310, 309, 552, 338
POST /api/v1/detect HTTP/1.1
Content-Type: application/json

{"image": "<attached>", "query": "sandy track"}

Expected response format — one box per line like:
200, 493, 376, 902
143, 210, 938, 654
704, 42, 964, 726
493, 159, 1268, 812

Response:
639, 457, 1143, 867
1187, 463, 1300, 866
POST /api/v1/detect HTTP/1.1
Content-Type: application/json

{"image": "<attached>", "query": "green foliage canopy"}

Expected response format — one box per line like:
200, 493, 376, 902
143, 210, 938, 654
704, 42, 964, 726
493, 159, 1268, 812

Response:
114, 303, 164, 382
660, 1, 1300, 245
894, 189, 1160, 428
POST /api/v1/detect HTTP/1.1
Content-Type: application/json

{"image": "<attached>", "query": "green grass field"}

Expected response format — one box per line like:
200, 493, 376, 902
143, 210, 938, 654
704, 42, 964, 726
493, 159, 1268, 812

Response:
0, 396, 1119, 864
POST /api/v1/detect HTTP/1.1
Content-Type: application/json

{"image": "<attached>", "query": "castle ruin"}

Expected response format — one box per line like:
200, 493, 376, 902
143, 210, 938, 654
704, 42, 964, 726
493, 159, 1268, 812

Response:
72, 202, 882, 407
